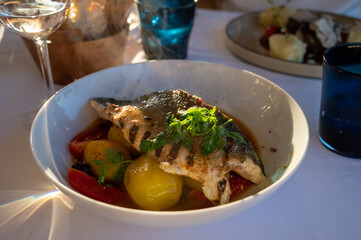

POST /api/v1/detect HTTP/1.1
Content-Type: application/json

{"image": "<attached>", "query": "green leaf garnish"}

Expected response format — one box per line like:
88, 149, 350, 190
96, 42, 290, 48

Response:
139, 132, 168, 153
92, 148, 132, 185
140, 107, 246, 156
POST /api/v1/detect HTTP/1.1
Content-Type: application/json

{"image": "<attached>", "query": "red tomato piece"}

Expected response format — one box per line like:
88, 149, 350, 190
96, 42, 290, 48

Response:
185, 189, 213, 209
68, 168, 126, 204
68, 126, 109, 159
187, 189, 209, 201
265, 25, 281, 38
229, 172, 252, 198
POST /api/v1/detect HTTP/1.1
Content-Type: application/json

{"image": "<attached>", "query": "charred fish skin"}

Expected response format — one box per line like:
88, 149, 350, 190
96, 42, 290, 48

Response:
221, 116, 266, 178
91, 90, 265, 177
91, 90, 205, 127
138, 90, 208, 126
90, 98, 132, 108
89, 89, 266, 204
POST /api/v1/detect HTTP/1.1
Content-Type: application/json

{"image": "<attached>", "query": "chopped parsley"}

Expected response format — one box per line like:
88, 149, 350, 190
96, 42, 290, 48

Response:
140, 107, 246, 156
92, 148, 132, 185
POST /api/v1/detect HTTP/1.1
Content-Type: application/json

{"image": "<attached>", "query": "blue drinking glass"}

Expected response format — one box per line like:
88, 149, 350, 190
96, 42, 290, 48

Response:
319, 43, 361, 158
136, 0, 196, 59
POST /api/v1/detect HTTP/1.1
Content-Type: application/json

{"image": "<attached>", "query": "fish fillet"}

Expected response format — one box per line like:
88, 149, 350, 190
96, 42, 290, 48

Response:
89, 89, 266, 204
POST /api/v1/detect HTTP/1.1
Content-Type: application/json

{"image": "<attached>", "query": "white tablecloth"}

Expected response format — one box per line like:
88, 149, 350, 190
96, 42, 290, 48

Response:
1, 8, 361, 240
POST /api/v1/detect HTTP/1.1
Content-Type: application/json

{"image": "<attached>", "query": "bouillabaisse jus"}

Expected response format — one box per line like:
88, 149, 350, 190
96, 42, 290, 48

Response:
68, 89, 266, 211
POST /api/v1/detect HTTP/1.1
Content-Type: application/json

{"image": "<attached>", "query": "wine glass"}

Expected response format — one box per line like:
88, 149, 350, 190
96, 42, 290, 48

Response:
0, 0, 71, 128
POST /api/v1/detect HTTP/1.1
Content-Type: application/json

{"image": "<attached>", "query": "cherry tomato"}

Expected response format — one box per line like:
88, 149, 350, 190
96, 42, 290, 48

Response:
187, 189, 208, 201
69, 126, 109, 159
184, 189, 213, 209
229, 171, 252, 198
68, 168, 126, 204
265, 25, 281, 38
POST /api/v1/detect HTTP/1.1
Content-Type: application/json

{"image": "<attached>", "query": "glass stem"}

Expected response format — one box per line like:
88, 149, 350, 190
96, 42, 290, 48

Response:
34, 39, 55, 98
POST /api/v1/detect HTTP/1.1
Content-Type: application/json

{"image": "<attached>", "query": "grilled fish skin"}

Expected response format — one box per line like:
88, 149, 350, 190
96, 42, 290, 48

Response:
89, 89, 266, 204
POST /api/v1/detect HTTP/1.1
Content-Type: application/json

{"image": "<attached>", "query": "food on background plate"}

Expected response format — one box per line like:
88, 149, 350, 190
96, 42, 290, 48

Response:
258, 5, 297, 28
347, 21, 361, 43
268, 34, 307, 62
259, 5, 361, 64
68, 89, 266, 211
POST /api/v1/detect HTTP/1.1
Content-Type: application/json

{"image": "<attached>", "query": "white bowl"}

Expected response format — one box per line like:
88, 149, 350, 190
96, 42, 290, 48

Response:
30, 60, 309, 227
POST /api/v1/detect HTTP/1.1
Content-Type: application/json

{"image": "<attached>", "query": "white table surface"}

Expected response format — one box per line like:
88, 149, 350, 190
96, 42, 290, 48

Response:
1, 7, 361, 240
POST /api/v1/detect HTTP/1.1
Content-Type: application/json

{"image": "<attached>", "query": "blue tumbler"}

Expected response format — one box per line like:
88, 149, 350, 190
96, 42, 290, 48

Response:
136, 0, 196, 59
319, 43, 361, 158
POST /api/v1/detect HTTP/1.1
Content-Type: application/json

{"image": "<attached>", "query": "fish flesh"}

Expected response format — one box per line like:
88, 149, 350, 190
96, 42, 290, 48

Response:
89, 89, 266, 204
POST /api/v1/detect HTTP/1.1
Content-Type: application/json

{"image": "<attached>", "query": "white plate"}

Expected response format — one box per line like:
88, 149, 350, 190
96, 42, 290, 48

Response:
225, 11, 359, 78
31, 60, 309, 227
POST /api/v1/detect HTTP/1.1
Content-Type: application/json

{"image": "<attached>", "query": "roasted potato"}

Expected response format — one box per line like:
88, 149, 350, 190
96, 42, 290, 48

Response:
84, 139, 131, 181
258, 6, 297, 28
107, 125, 139, 156
184, 176, 202, 191
124, 154, 183, 210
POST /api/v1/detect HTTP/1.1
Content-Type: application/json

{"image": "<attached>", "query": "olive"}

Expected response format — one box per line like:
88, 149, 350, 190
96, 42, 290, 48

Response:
71, 162, 92, 176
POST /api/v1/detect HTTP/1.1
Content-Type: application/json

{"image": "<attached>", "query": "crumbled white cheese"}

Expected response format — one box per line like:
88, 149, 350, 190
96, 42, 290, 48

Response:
310, 15, 341, 48
269, 34, 307, 63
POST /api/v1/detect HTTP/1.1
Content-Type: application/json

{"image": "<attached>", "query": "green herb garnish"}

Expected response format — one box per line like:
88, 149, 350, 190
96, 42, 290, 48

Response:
140, 107, 246, 156
267, 0, 292, 36
92, 148, 132, 185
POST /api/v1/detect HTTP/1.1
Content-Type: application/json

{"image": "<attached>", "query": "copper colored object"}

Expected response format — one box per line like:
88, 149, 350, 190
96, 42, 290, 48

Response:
24, 0, 133, 85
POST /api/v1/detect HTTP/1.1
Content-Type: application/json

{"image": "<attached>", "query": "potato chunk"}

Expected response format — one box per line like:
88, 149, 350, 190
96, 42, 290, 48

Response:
108, 125, 128, 145
269, 34, 307, 62
107, 125, 139, 156
184, 176, 202, 191
124, 154, 183, 210
258, 6, 297, 28
84, 139, 131, 181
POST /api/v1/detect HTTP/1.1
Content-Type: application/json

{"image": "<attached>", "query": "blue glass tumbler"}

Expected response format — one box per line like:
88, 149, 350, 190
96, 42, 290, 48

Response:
136, 0, 196, 59
319, 43, 361, 158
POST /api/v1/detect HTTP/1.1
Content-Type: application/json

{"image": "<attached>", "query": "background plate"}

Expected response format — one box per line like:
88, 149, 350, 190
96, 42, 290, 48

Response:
225, 11, 360, 78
